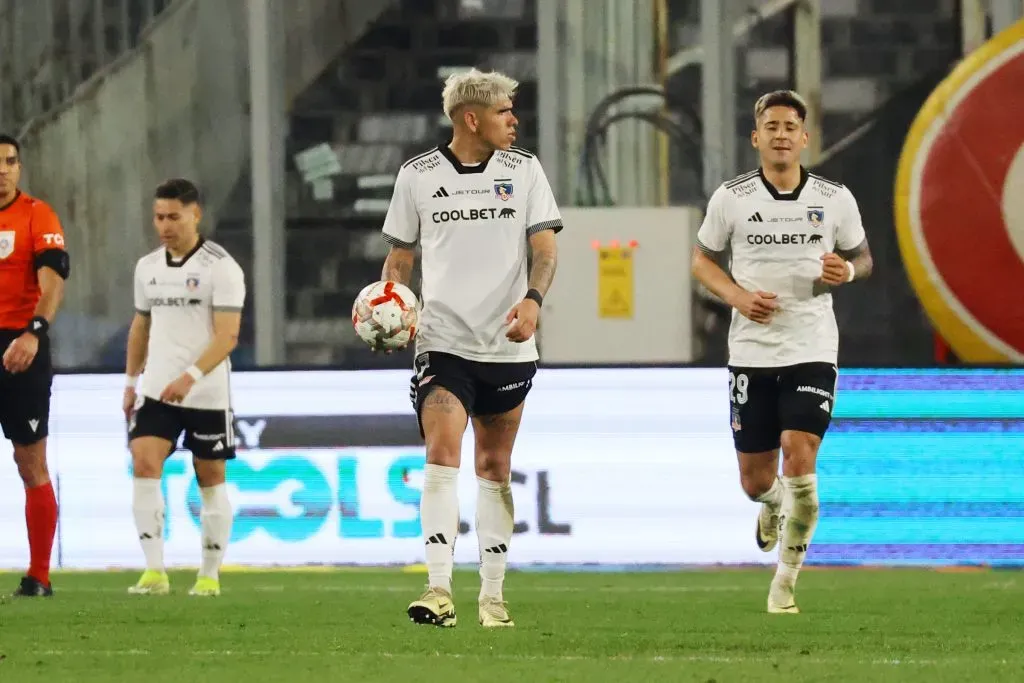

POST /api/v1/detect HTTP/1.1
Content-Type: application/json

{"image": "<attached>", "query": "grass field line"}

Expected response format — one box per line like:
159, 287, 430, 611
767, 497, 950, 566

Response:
32, 649, 1021, 668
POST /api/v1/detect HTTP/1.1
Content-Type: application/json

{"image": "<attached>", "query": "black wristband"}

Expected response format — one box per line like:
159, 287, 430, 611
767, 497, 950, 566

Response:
26, 316, 49, 339
525, 288, 543, 307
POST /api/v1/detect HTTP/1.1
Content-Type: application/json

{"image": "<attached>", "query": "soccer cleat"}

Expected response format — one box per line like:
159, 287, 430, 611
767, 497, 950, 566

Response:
13, 575, 53, 598
189, 577, 221, 597
407, 587, 457, 627
478, 596, 515, 628
128, 570, 170, 595
755, 503, 781, 552
767, 576, 800, 614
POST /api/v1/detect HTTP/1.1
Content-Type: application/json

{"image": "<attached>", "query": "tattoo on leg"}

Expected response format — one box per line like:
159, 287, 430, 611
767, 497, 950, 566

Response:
476, 412, 521, 435
423, 390, 462, 414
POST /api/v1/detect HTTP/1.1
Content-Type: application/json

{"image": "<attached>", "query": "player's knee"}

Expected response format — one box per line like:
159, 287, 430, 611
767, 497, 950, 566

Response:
12, 442, 49, 487
425, 437, 461, 467
130, 443, 166, 478
739, 471, 774, 500
475, 451, 511, 483
193, 460, 226, 487
781, 430, 820, 475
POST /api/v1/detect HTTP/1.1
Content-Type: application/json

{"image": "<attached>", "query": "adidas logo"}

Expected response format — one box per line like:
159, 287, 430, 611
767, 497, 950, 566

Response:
426, 533, 448, 545
432, 187, 450, 198
212, 441, 224, 451
484, 543, 508, 554
820, 400, 831, 413
748, 212, 764, 222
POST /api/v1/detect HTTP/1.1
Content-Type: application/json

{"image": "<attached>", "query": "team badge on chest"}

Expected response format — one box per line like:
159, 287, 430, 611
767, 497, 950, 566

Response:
494, 180, 514, 201
807, 208, 825, 228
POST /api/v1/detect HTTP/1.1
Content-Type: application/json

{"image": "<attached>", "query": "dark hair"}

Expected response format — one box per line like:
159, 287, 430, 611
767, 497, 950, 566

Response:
154, 178, 201, 205
0, 134, 21, 157
753, 90, 808, 124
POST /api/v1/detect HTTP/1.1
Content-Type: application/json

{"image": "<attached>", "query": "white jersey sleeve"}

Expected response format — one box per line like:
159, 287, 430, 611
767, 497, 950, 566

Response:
836, 186, 867, 251
696, 185, 732, 253
526, 157, 563, 236
212, 257, 246, 311
133, 259, 150, 315
382, 165, 420, 247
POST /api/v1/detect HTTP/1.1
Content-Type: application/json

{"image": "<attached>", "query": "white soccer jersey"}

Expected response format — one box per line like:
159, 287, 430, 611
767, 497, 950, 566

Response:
133, 238, 246, 409
381, 145, 563, 363
696, 168, 867, 368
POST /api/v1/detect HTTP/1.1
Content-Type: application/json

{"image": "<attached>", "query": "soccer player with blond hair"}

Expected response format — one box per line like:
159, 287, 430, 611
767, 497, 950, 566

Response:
379, 69, 562, 628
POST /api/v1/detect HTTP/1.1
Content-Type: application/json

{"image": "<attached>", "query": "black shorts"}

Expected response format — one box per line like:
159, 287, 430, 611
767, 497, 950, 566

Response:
0, 329, 52, 446
727, 361, 839, 453
128, 397, 237, 460
410, 351, 537, 437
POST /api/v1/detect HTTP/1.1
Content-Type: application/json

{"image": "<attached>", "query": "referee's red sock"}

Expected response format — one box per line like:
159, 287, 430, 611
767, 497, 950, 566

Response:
25, 482, 58, 585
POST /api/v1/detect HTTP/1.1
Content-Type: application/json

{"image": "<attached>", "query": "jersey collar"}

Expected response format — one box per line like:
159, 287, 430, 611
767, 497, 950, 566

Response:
165, 236, 205, 268
438, 144, 493, 174
0, 190, 21, 213
758, 166, 808, 201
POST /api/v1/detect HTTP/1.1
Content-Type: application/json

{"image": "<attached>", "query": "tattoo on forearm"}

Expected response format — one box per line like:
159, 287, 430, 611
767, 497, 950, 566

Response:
382, 256, 413, 286
528, 249, 557, 296
837, 239, 873, 279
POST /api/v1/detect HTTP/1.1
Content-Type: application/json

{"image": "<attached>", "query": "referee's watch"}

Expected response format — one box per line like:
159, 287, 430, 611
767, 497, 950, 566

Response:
25, 316, 49, 340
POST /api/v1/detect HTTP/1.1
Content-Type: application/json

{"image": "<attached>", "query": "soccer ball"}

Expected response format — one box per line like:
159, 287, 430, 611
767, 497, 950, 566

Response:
351, 280, 419, 351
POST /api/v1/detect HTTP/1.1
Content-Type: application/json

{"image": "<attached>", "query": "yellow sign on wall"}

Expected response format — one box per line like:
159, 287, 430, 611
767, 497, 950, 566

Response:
597, 246, 634, 319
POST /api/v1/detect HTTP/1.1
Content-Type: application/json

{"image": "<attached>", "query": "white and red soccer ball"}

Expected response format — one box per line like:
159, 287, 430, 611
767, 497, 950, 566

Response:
351, 281, 419, 351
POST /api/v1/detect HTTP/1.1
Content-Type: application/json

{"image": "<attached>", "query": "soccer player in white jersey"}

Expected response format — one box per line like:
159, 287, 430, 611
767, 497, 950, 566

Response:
691, 91, 873, 613
379, 68, 561, 628
123, 178, 246, 597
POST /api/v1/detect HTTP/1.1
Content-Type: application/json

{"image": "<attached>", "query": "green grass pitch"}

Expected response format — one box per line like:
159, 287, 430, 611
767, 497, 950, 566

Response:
1, 567, 1022, 682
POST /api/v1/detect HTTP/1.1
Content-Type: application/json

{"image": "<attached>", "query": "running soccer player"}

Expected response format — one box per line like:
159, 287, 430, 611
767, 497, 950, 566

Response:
124, 178, 245, 597
0, 134, 70, 598
691, 91, 873, 613
379, 69, 561, 628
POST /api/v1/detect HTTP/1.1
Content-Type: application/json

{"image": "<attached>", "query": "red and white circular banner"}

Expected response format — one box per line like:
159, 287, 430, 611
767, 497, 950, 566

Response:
895, 19, 1024, 362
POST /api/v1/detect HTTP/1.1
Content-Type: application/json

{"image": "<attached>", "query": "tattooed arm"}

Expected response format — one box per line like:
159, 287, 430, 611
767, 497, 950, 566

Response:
381, 244, 416, 287
505, 228, 558, 343
836, 238, 874, 280
526, 228, 558, 296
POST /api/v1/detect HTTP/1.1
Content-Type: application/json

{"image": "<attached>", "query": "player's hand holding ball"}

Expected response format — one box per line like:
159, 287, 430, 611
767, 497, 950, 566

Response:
818, 253, 854, 286
352, 280, 419, 353
732, 289, 779, 325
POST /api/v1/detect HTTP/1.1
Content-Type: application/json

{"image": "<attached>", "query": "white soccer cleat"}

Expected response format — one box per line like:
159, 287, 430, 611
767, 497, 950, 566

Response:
767, 576, 800, 614
408, 587, 457, 627
755, 503, 781, 552
128, 570, 170, 595
478, 595, 515, 628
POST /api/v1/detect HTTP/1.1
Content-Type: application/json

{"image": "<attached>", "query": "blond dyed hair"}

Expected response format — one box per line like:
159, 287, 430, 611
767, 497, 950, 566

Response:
442, 68, 519, 120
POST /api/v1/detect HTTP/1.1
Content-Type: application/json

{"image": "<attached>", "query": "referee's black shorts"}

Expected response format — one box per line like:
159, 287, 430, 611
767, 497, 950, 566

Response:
0, 328, 53, 446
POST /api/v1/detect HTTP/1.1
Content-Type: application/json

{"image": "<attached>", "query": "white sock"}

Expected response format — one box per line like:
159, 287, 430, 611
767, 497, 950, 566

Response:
132, 477, 165, 572
775, 474, 819, 584
199, 484, 233, 580
755, 477, 784, 512
476, 476, 514, 600
421, 464, 460, 594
